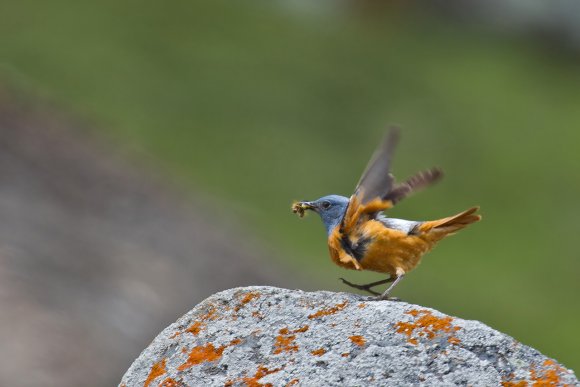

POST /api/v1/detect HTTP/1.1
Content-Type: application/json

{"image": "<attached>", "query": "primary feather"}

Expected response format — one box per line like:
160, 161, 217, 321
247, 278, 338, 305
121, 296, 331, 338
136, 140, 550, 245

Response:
354, 126, 399, 204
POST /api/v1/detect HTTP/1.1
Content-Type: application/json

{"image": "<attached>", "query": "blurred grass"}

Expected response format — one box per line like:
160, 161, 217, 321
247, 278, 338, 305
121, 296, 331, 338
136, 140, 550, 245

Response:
1, 0, 579, 371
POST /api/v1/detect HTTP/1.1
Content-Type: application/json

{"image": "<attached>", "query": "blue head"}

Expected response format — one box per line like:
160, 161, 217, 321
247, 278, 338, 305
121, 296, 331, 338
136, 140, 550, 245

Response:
296, 195, 350, 235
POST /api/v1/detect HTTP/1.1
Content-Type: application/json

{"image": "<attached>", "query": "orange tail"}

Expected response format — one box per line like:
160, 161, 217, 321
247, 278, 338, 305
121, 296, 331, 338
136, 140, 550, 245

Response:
419, 206, 481, 236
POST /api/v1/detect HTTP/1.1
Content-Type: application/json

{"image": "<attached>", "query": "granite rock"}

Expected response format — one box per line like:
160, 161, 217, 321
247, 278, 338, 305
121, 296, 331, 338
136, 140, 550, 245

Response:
120, 286, 578, 386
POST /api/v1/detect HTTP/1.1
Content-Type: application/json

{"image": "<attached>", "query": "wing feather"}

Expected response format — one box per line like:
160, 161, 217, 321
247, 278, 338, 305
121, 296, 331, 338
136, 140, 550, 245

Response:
354, 126, 400, 205
384, 168, 443, 204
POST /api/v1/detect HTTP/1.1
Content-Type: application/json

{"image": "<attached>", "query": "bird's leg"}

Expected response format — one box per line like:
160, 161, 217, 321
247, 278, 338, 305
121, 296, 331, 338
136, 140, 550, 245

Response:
339, 277, 395, 296
378, 274, 405, 300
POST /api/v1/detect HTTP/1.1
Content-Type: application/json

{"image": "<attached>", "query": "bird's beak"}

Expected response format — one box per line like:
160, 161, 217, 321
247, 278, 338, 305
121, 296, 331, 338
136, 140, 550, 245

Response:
292, 201, 317, 218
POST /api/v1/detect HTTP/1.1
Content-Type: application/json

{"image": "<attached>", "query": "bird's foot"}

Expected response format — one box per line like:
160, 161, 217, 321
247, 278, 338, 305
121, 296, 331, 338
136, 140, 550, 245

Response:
374, 273, 405, 301
339, 278, 381, 296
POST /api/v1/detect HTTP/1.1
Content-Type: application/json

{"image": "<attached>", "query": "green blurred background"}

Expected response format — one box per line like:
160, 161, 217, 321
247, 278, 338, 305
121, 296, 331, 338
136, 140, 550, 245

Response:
1, 0, 579, 377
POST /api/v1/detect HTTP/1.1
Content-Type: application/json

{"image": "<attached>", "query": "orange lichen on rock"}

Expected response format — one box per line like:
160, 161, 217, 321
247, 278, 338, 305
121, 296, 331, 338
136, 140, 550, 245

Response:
177, 336, 242, 371
199, 305, 220, 321
349, 335, 366, 347
245, 365, 283, 387
185, 321, 205, 336
286, 378, 300, 386
171, 316, 209, 339
177, 343, 226, 371
501, 381, 527, 387
395, 309, 461, 345
252, 311, 264, 319
273, 331, 298, 354
274, 335, 298, 354
159, 377, 182, 387
241, 291, 261, 305
144, 358, 167, 387
226, 365, 283, 387
501, 359, 568, 386
308, 301, 348, 319
235, 291, 262, 312
357, 303, 366, 309
447, 337, 461, 345
311, 348, 326, 356
407, 338, 418, 345
530, 359, 566, 386
341, 352, 350, 357
230, 338, 242, 346
273, 326, 309, 354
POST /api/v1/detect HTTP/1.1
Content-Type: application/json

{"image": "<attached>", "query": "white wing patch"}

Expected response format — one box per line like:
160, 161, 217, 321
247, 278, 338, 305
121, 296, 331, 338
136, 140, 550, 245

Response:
376, 214, 421, 234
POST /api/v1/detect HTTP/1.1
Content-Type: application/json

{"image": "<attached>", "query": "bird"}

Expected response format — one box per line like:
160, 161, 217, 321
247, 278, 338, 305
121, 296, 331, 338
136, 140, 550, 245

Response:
292, 127, 481, 300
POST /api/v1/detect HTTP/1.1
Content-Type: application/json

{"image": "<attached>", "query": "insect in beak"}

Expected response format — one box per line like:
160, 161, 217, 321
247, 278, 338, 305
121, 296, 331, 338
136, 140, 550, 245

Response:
292, 201, 316, 218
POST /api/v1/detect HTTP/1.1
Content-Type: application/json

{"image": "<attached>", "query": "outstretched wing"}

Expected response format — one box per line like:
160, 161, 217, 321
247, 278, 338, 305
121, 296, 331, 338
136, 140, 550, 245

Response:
354, 126, 443, 205
354, 126, 400, 205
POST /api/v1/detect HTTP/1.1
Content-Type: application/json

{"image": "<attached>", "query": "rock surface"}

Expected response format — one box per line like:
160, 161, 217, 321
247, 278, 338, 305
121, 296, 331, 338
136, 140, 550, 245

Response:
120, 286, 577, 386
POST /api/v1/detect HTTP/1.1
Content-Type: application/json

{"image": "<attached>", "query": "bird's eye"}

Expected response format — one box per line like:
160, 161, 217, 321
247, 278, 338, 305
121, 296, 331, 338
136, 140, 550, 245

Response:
322, 201, 331, 209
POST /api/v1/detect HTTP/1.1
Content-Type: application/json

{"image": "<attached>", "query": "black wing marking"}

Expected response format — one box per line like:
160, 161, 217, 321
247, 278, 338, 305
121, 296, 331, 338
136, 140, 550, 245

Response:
340, 234, 372, 262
